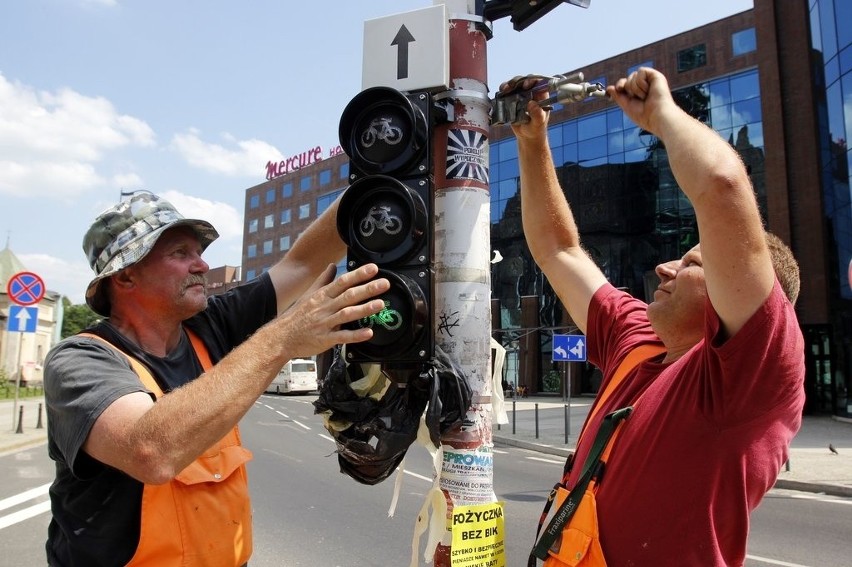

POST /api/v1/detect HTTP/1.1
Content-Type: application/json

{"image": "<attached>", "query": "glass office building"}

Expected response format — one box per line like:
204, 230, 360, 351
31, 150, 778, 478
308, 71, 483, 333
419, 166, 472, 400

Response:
490, 68, 765, 327
807, 0, 851, 415
243, 0, 851, 416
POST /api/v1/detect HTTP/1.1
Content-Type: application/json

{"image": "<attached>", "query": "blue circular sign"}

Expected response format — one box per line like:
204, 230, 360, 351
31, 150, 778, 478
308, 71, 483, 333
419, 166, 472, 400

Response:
6, 271, 46, 306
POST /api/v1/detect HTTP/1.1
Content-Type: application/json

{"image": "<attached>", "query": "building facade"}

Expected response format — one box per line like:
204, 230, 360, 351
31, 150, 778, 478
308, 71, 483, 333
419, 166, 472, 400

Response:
242, 0, 851, 416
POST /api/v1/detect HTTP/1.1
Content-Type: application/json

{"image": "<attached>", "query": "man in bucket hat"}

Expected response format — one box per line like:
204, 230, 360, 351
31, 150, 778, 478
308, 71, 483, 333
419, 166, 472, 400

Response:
43, 191, 389, 566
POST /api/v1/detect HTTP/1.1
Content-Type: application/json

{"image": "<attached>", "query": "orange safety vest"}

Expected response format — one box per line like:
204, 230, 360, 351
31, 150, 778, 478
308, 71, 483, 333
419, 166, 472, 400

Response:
533, 344, 666, 567
81, 330, 253, 567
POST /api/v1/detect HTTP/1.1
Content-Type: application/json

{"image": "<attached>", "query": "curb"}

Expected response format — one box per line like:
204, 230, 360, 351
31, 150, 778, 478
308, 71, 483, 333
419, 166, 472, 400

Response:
493, 434, 851, 498
0, 435, 47, 458
493, 435, 572, 459
773, 479, 852, 499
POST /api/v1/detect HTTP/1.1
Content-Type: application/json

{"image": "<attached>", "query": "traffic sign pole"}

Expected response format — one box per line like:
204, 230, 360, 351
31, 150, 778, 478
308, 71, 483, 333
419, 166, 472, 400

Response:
6, 271, 45, 431
11, 335, 23, 432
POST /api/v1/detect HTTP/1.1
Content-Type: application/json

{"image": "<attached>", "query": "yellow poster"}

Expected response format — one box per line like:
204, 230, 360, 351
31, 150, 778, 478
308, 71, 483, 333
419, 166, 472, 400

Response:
450, 501, 506, 567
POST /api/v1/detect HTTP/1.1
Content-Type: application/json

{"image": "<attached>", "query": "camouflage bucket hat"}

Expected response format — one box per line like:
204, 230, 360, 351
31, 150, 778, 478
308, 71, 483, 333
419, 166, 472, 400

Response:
83, 191, 219, 316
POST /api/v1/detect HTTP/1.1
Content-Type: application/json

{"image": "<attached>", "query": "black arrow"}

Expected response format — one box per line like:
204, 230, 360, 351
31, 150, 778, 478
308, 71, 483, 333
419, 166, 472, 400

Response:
391, 25, 415, 80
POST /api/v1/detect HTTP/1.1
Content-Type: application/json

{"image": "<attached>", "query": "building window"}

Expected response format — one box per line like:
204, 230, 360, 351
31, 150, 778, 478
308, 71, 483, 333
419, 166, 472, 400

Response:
280, 235, 291, 251
319, 169, 332, 185
300, 176, 312, 192
264, 214, 274, 229
249, 195, 259, 209
282, 182, 293, 198
732, 28, 757, 56
263, 240, 273, 255
677, 44, 707, 72
317, 189, 344, 215
340, 162, 349, 179
299, 203, 311, 219
265, 188, 276, 204
628, 61, 653, 75
248, 219, 258, 234
281, 208, 291, 224
246, 269, 256, 281
247, 244, 257, 258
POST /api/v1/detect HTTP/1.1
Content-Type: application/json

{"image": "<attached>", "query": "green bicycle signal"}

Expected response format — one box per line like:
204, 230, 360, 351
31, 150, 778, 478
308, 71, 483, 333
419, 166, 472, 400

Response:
360, 300, 402, 331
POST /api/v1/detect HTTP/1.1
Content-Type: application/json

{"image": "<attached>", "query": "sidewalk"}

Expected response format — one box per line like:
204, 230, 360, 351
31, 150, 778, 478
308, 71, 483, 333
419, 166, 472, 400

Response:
0, 397, 48, 456
492, 395, 852, 498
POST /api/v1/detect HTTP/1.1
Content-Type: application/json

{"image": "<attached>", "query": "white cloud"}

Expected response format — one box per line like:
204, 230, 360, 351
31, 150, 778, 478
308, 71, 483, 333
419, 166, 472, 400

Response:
0, 159, 104, 199
170, 128, 283, 177
159, 190, 243, 242
18, 253, 92, 305
0, 73, 155, 198
111, 172, 144, 190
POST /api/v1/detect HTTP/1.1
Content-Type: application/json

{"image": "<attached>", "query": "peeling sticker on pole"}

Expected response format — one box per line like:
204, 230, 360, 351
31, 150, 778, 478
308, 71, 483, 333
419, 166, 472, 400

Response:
446, 129, 489, 184
440, 446, 495, 502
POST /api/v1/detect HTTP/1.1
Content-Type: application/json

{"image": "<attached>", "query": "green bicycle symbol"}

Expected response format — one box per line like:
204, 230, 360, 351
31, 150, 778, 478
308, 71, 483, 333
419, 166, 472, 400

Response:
360, 300, 402, 331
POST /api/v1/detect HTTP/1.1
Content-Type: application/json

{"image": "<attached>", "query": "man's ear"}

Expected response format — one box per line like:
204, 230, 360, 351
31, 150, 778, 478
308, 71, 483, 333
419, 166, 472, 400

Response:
113, 269, 134, 288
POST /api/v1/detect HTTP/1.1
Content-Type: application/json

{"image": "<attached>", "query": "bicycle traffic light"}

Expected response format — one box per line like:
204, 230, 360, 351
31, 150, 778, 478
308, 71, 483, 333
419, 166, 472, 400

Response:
337, 87, 440, 364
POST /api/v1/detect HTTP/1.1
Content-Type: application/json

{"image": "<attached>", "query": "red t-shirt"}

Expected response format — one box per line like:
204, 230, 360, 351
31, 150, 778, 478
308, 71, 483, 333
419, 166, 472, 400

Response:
565, 281, 805, 566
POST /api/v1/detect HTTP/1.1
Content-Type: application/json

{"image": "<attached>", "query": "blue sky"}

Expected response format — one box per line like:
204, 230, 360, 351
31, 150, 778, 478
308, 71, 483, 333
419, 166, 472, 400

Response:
0, 0, 752, 304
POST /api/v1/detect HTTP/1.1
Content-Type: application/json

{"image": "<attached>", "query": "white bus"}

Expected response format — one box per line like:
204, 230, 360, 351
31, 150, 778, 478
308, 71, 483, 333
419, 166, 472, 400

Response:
265, 359, 318, 395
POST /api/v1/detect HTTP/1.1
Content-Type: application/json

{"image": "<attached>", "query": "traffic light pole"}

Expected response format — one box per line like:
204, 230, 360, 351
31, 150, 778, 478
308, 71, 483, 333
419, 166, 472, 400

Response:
431, 4, 496, 565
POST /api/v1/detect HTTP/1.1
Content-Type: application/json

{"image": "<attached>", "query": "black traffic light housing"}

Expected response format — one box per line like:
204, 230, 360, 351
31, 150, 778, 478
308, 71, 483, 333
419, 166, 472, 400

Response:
482, 0, 590, 31
337, 87, 442, 364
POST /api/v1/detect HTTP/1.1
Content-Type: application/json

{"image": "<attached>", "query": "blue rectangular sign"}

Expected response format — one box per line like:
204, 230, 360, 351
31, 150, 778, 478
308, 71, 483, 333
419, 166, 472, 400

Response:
552, 334, 587, 362
7, 305, 38, 333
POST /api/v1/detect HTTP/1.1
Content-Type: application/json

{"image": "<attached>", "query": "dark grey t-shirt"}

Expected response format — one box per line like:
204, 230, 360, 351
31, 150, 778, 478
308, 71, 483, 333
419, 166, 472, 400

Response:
44, 273, 277, 566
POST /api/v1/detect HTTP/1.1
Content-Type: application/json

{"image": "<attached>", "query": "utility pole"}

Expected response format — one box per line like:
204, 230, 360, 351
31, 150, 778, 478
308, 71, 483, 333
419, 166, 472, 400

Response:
432, 1, 495, 565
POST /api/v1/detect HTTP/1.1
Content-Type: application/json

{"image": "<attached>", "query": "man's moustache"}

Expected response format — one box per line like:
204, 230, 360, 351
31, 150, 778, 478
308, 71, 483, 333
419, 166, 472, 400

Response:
183, 275, 208, 290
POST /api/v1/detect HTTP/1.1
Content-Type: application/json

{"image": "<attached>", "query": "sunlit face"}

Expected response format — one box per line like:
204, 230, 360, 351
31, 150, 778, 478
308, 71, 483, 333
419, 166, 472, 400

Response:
646, 244, 707, 342
126, 226, 209, 319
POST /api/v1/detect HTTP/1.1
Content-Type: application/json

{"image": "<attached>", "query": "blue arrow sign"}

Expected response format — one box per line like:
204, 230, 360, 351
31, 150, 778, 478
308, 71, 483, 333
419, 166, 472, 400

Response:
7, 306, 38, 333
552, 334, 587, 362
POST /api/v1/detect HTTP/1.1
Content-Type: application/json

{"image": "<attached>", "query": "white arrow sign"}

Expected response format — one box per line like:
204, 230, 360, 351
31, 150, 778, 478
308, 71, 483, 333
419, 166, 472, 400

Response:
8, 305, 38, 333
569, 338, 585, 360
552, 334, 587, 362
362, 4, 449, 91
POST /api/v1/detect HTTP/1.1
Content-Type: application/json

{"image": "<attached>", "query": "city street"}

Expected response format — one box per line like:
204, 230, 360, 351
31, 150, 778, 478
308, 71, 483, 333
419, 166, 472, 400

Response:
0, 395, 849, 566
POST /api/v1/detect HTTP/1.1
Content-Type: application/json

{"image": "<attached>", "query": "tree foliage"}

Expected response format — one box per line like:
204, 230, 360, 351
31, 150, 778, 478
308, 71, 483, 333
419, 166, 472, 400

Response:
61, 300, 100, 338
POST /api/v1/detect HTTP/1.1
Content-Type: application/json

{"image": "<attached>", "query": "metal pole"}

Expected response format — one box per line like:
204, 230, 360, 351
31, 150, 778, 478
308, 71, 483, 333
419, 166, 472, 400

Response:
566, 364, 572, 438
535, 403, 539, 439
11, 332, 23, 431
433, 3, 492, 565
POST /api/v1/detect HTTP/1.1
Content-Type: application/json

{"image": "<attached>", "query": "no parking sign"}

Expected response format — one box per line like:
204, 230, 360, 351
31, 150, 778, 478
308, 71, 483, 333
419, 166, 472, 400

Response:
6, 271, 45, 306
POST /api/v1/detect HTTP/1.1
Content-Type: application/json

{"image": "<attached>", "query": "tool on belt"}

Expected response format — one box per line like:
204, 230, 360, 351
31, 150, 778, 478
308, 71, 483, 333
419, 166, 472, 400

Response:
528, 344, 666, 566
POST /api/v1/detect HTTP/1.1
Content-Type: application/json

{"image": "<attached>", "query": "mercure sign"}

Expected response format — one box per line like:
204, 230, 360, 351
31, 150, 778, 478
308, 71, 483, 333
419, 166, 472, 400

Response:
265, 145, 345, 180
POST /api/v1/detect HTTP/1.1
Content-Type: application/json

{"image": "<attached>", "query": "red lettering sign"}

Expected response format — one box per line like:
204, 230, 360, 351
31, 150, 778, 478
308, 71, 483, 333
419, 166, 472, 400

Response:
265, 145, 324, 180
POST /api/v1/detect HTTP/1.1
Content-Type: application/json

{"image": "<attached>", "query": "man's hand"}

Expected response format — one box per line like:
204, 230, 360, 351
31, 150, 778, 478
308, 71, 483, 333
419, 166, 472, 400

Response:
498, 76, 551, 140
607, 67, 676, 136
275, 263, 390, 358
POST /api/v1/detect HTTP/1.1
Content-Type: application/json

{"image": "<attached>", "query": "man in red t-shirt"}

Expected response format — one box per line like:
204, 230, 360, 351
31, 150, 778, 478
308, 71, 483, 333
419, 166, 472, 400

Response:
507, 68, 805, 565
